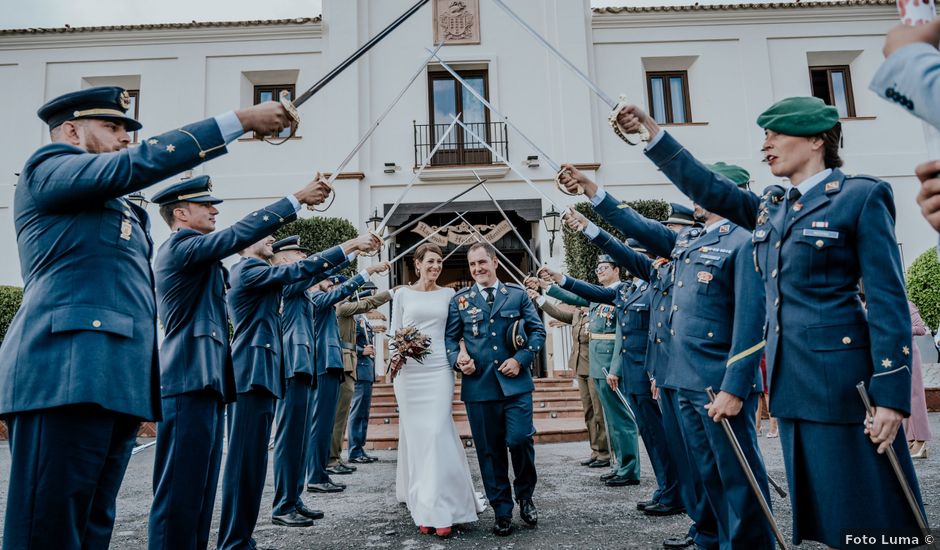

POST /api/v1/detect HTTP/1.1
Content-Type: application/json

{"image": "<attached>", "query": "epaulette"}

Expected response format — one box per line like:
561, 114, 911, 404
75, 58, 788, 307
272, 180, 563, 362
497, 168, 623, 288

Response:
505, 282, 525, 291
455, 286, 472, 296
845, 174, 880, 183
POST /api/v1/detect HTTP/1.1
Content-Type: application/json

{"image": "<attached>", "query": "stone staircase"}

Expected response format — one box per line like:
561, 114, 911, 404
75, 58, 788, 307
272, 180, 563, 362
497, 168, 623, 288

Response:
361, 376, 589, 450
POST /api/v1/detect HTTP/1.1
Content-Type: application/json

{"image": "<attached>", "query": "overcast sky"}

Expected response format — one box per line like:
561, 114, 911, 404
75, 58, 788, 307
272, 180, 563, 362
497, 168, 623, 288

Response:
0, 0, 794, 29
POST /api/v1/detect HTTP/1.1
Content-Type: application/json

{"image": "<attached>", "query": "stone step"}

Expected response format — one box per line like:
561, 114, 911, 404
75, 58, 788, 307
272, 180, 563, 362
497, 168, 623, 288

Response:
361, 417, 589, 451
368, 405, 586, 425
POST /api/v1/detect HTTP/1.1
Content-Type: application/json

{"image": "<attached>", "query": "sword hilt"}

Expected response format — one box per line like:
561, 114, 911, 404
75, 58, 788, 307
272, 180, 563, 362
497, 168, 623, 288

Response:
263, 90, 301, 146
608, 94, 650, 146
554, 168, 583, 196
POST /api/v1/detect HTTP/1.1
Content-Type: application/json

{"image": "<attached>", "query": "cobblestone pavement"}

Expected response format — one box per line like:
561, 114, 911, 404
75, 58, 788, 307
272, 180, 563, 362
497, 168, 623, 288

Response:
0, 414, 937, 549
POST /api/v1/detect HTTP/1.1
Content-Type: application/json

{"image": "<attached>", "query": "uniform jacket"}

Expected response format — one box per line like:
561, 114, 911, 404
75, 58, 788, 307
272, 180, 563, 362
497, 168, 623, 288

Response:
445, 282, 546, 402
594, 190, 765, 397
554, 278, 655, 395
537, 299, 590, 376
0, 118, 228, 420
355, 316, 376, 382
870, 43, 940, 130
336, 290, 392, 380
646, 131, 912, 422
308, 273, 369, 377
546, 285, 622, 380
227, 246, 347, 397
156, 198, 297, 402
280, 257, 351, 381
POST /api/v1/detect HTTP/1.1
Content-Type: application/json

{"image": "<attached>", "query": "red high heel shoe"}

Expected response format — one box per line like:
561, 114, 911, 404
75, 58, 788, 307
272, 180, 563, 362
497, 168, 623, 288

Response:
418, 526, 434, 535
435, 526, 453, 538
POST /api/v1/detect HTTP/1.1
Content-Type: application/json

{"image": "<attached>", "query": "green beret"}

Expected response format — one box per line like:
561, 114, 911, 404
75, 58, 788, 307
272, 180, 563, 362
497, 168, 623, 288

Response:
708, 162, 750, 187
756, 96, 839, 136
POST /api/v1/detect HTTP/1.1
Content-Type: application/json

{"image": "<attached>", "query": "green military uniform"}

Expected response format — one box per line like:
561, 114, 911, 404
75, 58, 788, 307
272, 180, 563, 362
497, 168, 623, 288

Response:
329, 290, 393, 467
537, 299, 610, 463
548, 284, 640, 482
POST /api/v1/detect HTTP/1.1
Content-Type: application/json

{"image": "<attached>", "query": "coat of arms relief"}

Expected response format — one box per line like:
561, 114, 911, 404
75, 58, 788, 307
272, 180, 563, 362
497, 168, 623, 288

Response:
434, 0, 480, 45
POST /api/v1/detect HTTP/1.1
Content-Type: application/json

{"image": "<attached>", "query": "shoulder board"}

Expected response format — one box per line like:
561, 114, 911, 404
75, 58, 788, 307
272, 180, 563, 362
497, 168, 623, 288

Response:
845, 174, 880, 183
455, 286, 472, 296
504, 282, 525, 291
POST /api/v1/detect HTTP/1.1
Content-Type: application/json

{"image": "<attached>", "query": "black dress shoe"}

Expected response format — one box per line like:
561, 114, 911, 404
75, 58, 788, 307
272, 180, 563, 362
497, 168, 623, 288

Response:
637, 498, 658, 511
349, 456, 376, 464
663, 535, 694, 548
295, 503, 325, 520
492, 517, 514, 536
587, 458, 611, 468
599, 471, 618, 482
517, 499, 538, 526
605, 474, 640, 487
272, 510, 313, 527
306, 482, 345, 493
326, 464, 355, 475
643, 502, 686, 517
580, 457, 596, 466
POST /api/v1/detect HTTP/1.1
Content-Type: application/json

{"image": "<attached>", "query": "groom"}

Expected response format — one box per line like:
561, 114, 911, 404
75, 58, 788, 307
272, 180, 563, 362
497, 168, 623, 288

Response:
445, 242, 546, 536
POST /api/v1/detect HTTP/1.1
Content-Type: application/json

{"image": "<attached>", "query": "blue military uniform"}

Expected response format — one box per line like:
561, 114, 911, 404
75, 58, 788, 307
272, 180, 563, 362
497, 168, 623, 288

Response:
645, 119, 927, 545
148, 178, 300, 549
305, 272, 373, 490
347, 313, 377, 461
554, 257, 684, 512
0, 86, 231, 550
217, 243, 347, 550
444, 281, 546, 521
584, 209, 719, 549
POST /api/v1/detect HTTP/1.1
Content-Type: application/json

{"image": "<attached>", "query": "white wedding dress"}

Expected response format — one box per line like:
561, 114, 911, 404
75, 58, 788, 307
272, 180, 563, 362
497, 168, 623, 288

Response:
391, 286, 485, 528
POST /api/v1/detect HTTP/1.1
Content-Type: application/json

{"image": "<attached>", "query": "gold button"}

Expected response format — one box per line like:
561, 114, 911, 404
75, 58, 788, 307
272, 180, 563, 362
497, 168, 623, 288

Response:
708, 331, 714, 338
657, 322, 662, 328
660, 306, 665, 312
673, 305, 678, 311
771, 269, 778, 278
775, 325, 780, 333
685, 258, 691, 264
323, 262, 329, 268
92, 320, 102, 328
490, 319, 495, 324
774, 241, 781, 249
493, 346, 498, 351
842, 336, 852, 345
678, 281, 684, 287
663, 291, 669, 296
266, 343, 271, 348
212, 331, 217, 337
491, 332, 497, 336
670, 329, 676, 336
816, 240, 824, 248
656, 338, 662, 344
774, 298, 779, 307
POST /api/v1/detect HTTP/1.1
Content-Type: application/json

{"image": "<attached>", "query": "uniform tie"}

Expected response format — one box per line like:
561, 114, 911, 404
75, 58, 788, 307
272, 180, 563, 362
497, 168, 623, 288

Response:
483, 287, 495, 305
787, 186, 802, 209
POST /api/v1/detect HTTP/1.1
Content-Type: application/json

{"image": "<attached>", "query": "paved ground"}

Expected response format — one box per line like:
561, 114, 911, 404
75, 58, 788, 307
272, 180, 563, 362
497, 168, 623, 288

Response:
0, 414, 938, 549
924, 362, 940, 389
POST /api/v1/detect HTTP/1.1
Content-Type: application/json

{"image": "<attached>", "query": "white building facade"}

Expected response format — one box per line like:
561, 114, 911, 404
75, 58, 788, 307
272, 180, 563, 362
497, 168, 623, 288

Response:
0, 0, 931, 368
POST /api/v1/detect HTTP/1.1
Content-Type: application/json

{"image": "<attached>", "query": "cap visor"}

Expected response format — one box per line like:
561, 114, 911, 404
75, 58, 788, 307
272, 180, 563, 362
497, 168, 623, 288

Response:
188, 195, 223, 205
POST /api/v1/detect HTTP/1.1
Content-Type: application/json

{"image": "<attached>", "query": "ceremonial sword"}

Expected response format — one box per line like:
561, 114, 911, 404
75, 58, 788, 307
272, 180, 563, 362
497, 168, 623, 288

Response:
476, 178, 541, 269
310, 44, 445, 212
382, 178, 487, 242
705, 387, 788, 550
428, 52, 581, 195
387, 212, 470, 265
270, 0, 431, 142
454, 212, 528, 286
601, 367, 638, 424
857, 382, 934, 546
489, 0, 650, 146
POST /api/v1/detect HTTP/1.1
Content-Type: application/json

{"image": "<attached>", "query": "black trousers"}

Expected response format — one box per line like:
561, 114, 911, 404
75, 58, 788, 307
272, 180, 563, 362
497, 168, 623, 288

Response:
4, 405, 139, 550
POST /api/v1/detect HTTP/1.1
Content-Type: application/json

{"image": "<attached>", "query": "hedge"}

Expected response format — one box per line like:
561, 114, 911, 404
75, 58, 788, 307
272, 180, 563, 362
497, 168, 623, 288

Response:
906, 247, 940, 330
562, 199, 670, 284
0, 286, 23, 345
274, 216, 359, 275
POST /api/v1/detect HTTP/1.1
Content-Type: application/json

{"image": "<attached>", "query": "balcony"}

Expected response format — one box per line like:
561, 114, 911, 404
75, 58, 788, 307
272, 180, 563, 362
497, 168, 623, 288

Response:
413, 121, 510, 181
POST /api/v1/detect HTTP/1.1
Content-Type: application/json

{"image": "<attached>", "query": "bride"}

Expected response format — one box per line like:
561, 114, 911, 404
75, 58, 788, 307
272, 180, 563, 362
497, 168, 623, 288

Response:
391, 243, 484, 537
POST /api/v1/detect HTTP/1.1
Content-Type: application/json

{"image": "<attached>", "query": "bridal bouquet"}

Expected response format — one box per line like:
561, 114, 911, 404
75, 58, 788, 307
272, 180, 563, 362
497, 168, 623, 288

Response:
387, 324, 432, 380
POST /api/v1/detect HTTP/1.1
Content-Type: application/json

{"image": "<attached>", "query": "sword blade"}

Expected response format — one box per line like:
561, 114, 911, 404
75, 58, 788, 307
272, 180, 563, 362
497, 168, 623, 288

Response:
456, 119, 565, 213
293, 0, 430, 108
427, 50, 562, 172
602, 367, 638, 424
453, 212, 527, 286
388, 211, 468, 264
478, 182, 541, 268
384, 178, 486, 241
328, 43, 444, 186
491, 0, 617, 109
705, 387, 789, 550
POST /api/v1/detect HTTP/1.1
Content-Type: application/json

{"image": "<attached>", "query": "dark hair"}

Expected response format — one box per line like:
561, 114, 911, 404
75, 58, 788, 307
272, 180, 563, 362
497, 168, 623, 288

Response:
414, 242, 443, 264
467, 241, 497, 260
159, 201, 185, 228
817, 122, 843, 169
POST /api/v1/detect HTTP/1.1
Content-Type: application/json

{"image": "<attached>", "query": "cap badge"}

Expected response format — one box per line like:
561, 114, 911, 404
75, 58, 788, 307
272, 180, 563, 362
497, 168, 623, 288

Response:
119, 90, 131, 110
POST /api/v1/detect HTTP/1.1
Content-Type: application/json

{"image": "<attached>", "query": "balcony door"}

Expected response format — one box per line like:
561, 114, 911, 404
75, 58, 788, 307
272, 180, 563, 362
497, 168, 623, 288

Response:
429, 69, 491, 165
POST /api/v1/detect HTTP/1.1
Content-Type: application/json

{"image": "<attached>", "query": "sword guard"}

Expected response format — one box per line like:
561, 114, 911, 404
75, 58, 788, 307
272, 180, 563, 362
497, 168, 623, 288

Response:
265, 90, 301, 146
358, 228, 386, 257
554, 168, 583, 196
608, 94, 650, 146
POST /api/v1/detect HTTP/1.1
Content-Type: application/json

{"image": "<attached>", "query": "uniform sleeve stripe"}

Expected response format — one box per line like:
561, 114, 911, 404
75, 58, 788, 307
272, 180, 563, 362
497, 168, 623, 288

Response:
726, 340, 766, 367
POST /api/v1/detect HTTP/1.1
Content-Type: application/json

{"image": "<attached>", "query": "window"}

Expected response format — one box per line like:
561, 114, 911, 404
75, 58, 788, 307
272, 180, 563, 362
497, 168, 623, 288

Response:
809, 66, 855, 118
252, 84, 295, 139
427, 69, 492, 165
646, 71, 691, 125
126, 89, 140, 143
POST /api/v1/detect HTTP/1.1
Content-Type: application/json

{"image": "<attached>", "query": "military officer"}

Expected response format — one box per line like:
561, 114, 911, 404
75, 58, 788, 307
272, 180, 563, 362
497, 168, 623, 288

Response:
336, 283, 393, 465
540, 258, 641, 488
526, 282, 611, 468
270, 235, 337, 528
563, 201, 717, 549
348, 310, 380, 463
217, 233, 380, 550
614, 98, 928, 546
148, 177, 330, 548
0, 85, 291, 549
444, 242, 546, 537
306, 266, 390, 493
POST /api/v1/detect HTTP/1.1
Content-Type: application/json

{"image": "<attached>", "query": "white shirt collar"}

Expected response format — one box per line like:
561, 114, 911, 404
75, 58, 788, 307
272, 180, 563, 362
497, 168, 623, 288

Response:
605, 279, 622, 289
476, 280, 501, 295
792, 168, 833, 197
703, 218, 729, 234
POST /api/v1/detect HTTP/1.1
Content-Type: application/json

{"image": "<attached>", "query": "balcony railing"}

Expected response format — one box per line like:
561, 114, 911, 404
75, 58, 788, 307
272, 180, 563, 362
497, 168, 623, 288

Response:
414, 121, 508, 168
